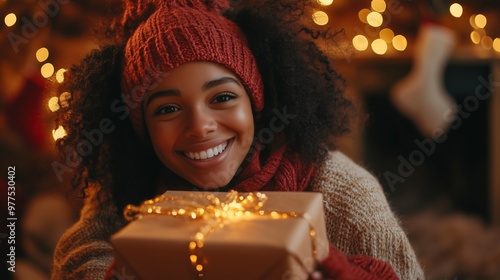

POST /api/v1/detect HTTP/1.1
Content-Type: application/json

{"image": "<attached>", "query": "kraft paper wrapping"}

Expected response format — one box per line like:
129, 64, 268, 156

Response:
111, 191, 329, 280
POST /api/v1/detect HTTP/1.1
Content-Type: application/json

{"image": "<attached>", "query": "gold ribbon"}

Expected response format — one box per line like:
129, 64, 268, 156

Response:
124, 190, 318, 278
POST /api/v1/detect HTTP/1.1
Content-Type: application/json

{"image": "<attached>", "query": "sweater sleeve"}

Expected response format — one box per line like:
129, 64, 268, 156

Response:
51, 189, 125, 280
311, 151, 425, 280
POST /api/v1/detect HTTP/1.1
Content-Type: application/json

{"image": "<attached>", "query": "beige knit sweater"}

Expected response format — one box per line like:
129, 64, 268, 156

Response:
51, 151, 424, 279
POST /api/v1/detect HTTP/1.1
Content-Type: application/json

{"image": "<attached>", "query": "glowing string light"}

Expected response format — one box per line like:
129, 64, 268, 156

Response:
352, 35, 369, 51
392, 35, 407, 51
317, 0, 333, 6
493, 38, 500, 52
371, 0, 386, 13
367, 11, 383, 28
41, 63, 54, 78
449, 3, 463, 18
312, 11, 329, 26
124, 191, 319, 278
474, 14, 487, 29
470, 31, 481, 45
358, 9, 371, 24
371, 38, 388, 55
36, 47, 49, 62
4, 13, 16, 27
48, 97, 60, 112
56, 68, 67, 83
52, 126, 67, 141
380, 28, 395, 43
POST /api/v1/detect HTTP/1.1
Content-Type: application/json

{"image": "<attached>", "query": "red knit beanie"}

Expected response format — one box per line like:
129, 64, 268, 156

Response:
121, 0, 264, 135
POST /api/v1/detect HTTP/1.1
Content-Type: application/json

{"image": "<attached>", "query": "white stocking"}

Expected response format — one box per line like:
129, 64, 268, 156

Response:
390, 23, 457, 137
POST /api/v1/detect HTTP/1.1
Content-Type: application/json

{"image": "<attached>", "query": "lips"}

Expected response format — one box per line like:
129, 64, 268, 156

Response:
182, 140, 229, 160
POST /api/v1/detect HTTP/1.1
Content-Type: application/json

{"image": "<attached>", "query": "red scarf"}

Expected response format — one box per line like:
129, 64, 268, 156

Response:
234, 144, 315, 192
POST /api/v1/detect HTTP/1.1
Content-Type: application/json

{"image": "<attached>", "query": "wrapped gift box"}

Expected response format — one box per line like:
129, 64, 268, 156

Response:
111, 191, 329, 280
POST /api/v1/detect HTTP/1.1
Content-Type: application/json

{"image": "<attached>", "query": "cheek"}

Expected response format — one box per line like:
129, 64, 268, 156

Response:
233, 105, 254, 142
147, 123, 176, 159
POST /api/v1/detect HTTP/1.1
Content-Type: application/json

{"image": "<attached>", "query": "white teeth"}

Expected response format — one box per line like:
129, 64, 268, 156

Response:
200, 151, 207, 160
184, 141, 229, 160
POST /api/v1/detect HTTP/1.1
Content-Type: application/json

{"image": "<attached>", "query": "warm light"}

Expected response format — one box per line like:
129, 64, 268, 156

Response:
195, 264, 203, 272
392, 35, 407, 51
48, 97, 60, 112
52, 126, 67, 141
449, 3, 463, 18
367, 11, 383, 27
481, 36, 493, 50
371, 0, 386, 13
371, 38, 387, 55
56, 68, 66, 83
358, 9, 371, 24
380, 28, 394, 43
352, 35, 369, 51
469, 14, 477, 28
189, 241, 197, 250
190, 255, 197, 263
470, 31, 481, 44
475, 28, 486, 37
493, 38, 500, 52
4, 13, 16, 27
59, 92, 72, 108
36, 47, 49, 62
474, 14, 487, 29
41, 63, 54, 78
312, 11, 329, 26
317, 0, 333, 6
195, 232, 204, 240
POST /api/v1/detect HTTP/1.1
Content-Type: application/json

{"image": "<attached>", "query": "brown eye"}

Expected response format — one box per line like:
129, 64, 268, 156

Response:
212, 92, 237, 104
155, 105, 179, 115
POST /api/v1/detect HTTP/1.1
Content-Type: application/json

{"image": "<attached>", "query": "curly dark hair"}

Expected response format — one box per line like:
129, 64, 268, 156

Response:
55, 0, 356, 211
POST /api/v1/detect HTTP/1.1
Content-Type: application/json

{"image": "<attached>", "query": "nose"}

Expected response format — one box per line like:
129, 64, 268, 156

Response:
184, 107, 217, 138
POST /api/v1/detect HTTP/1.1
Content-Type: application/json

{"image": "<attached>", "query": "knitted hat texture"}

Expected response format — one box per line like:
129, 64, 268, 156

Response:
121, 0, 264, 135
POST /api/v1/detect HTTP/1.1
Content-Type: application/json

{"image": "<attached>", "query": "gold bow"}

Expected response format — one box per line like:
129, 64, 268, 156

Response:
124, 190, 318, 278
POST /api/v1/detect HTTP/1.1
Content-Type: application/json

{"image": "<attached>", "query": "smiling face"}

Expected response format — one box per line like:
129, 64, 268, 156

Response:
143, 62, 255, 190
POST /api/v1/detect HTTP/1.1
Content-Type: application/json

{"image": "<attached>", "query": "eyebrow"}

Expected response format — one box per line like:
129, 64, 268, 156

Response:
145, 77, 242, 108
203, 77, 242, 91
145, 89, 180, 108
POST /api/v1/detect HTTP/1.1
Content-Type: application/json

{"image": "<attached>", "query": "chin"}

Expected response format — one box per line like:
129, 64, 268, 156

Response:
195, 181, 229, 191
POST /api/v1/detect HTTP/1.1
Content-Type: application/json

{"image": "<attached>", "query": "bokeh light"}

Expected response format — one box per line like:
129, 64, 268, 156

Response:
449, 3, 463, 18
392, 35, 407, 51
481, 36, 493, 50
59, 92, 72, 108
352, 35, 369, 51
52, 126, 67, 141
36, 47, 49, 62
41, 63, 54, 78
380, 28, 395, 43
371, 38, 388, 55
317, 0, 334, 6
371, 0, 386, 13
4, 13, 16, 27
312, 11, 329, 26
48, 97, 60, 112
367, 11, 383, 28
358, 9, 371, 24
474, 14, 487, 29
56, 68, 67, 83
470, 31, 481, 44
493, 38, 500, 52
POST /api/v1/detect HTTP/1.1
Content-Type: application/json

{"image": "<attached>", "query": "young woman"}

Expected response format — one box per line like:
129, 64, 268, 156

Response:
51, 0, 424, 279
